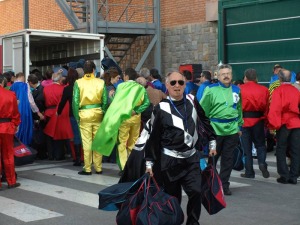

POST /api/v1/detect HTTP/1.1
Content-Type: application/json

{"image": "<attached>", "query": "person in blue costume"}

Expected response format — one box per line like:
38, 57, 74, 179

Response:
196, 70, 212, 101
149, 68, 167, 93
10, 72, 44, 145
183, 70, 198, 95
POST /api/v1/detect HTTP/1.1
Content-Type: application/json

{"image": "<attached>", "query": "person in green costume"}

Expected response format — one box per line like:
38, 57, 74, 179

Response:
200, 64, 243, 196
92, 68, 150, 174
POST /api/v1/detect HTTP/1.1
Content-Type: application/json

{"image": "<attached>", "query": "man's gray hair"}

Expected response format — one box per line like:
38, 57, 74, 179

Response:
217, 64, 232, 75
278, 69, 291, 82
165, 70, 183, 83
52, 69, 63, 82
139, 67, 150, 78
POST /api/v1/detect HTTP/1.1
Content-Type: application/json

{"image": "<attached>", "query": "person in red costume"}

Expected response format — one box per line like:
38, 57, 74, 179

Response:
240, 68, 270, 179
43, 69, 73, 160
268, 69, 300, 184
0, 74, 21, 189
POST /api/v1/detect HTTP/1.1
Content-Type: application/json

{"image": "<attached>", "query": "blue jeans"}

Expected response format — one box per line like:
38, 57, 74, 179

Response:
241, 120, 267, 176
276, 125, 300, 180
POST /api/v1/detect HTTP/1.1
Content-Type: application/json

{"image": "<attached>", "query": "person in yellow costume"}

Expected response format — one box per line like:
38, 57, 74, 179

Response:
72, 61, 107, 175
92, 68, 150, 175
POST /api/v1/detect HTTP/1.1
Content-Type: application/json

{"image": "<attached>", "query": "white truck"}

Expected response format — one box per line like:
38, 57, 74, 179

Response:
0, 29, 105, 77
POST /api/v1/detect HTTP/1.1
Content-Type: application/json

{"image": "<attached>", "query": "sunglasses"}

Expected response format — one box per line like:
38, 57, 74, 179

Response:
169, 80, 185, 86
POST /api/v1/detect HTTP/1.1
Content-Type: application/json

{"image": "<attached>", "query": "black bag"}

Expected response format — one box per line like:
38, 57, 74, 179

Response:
136, 175, 184, 225
14, 136, 37, 166
101, 57, 123, 75
232, 139, 245, 171
98, 174, 147, 211
201, 157, 227, 215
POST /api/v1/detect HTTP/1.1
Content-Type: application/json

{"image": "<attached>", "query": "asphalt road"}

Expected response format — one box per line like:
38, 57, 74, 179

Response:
0, 152, 299, 225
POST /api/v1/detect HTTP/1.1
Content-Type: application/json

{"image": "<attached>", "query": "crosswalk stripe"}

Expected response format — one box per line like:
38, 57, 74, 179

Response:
18, 178, 99, 208
15, 162, 71, 172
37, 167, 120, 186
0, 196, 63, 222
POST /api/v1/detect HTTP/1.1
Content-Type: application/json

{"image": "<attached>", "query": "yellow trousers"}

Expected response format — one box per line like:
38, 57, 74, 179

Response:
79, 121, 103, 173
118, 115, 141, 170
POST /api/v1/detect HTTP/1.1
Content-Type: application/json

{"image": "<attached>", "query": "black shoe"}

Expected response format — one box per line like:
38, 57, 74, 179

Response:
288, 178, 297, 184
259, 164, 270, 178
8, 183, 21, 189
240, 173, 255, 178
78, 171, 92, 175
277, 177, 288, 184
95, 171, 103, 175
223, 188, 232, 196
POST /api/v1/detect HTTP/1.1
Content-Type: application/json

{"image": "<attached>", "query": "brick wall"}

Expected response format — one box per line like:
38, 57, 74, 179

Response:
0, 0, 73, 35
161, 0, 206, 28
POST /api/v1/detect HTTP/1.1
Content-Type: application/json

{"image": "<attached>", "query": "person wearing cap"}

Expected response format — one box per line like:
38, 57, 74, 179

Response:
43, 69, 73, 160
270, 64, 296, 85
268, 69, 300, 184
240, 68, 270, 179
200, 64, 243, 196
73, 61, 108, 175
10, 72, 44, 145
0, 74, 21, 190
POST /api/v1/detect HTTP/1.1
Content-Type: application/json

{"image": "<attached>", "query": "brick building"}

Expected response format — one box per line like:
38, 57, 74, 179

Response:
0, 0, 218, 75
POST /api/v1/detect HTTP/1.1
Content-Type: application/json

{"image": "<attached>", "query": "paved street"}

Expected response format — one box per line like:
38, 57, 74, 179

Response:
0, 152, 299, 225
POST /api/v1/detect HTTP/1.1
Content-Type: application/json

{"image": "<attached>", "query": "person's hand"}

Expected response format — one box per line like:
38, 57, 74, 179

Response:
131, 110, 137, 116
209, 149, 217, 157
238, 131, 242, 137
270, 130, 276, 135
109, 89, 115, 98
38, 112, 45, 120
145, 167, 153, 177
15, 126, 19, 134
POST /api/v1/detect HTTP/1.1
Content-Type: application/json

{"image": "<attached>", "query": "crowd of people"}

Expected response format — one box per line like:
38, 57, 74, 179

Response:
0, 60, 299, 225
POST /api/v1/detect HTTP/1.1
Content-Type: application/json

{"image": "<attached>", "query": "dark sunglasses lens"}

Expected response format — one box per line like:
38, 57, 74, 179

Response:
170, 80, 176, 86
178, 80, 184, 85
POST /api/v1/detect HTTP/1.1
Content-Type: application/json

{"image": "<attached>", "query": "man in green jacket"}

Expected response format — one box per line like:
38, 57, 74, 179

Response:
200, 64, 243, 195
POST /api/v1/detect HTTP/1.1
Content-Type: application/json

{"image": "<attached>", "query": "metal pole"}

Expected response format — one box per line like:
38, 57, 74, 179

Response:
89, 0, 98, 33
153, 0, 161, 73
23, 0, 29, 29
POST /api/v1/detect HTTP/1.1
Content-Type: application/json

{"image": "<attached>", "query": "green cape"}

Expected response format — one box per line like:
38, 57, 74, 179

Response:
92, 82, 145, 156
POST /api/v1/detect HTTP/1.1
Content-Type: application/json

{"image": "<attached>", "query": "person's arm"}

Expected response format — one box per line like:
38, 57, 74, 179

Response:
144, 105, 163, 175
267, 90, 282, 130
57, 87, 69, 115
101, 85, 108, 113
27, 83, 44, 119
72, 81, 80, 122
133, 90, 150, 114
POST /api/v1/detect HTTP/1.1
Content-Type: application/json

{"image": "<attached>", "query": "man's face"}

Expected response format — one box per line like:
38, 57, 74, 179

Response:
274, 68, 281, 75
218, 68, 232, 86
166, 72, 186, 100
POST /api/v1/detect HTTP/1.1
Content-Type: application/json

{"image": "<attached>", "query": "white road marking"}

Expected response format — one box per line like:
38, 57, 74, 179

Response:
0, 196, 63, 222
18, 178, 99, 208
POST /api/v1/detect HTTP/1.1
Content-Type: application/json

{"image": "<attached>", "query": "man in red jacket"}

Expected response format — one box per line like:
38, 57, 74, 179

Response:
268, 69, 300, 184
240, 68, 270, 179
0, 74, 21, 189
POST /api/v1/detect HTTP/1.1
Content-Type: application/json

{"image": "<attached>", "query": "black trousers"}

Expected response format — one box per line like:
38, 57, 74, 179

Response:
163, 164, 202, 225
214, 133, 239, 190
276, 125, 300, 180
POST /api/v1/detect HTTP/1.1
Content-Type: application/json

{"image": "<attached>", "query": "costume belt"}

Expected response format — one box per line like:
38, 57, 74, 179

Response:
163, 148, 196, 159
243, 111, 263, 118
210, 117, 238, 123
47, 105, 57, 109
80, 103, 102, 110
0, 118, 11, 123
